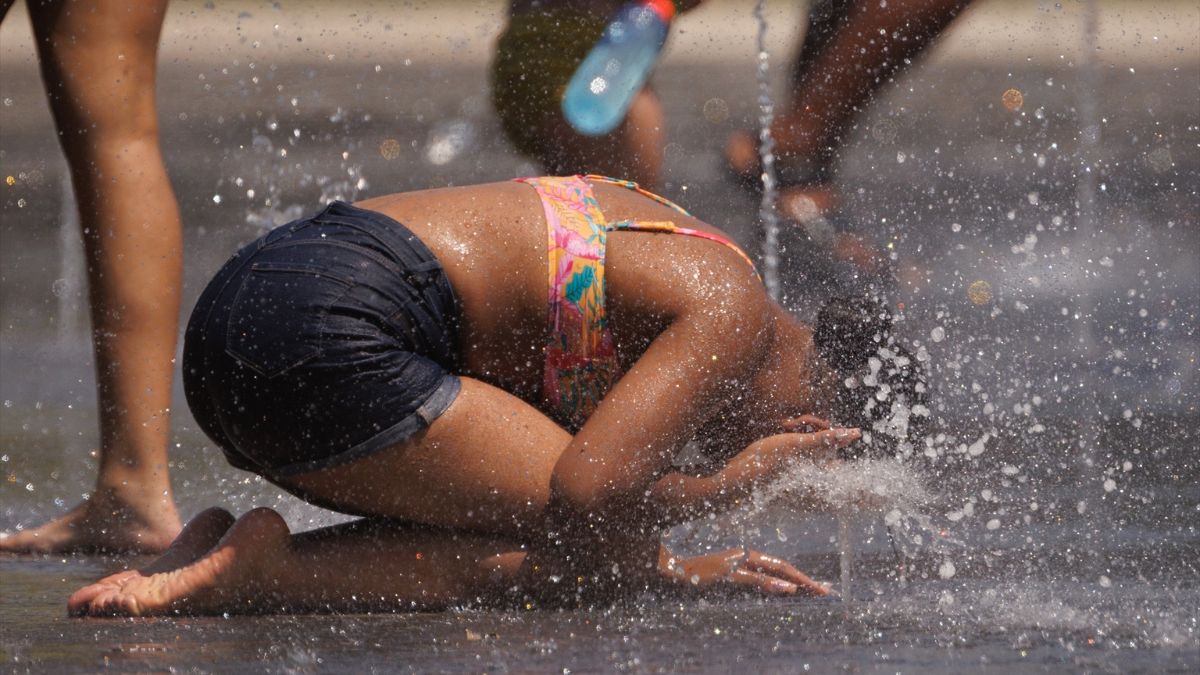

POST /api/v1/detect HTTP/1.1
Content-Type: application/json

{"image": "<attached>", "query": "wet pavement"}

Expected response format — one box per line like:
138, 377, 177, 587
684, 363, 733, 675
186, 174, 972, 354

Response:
2, 0, 1199, 672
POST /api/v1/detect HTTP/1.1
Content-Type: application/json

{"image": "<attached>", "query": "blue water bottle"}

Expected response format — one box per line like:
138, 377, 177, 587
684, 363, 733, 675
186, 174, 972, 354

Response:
561, 0, 677, 136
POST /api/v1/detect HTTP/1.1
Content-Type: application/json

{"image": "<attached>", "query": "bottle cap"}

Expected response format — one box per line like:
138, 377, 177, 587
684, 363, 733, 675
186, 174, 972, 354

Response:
646, 0, 677, 22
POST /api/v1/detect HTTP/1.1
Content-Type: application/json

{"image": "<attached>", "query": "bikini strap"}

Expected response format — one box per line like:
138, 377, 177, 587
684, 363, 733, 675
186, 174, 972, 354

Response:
578, 175, 758, 277
608, 219, 761, 279
580, 174, 691, 216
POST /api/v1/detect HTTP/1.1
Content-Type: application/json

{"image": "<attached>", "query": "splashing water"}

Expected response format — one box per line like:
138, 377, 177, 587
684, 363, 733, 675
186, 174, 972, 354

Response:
738, 457, 952, 597
1072, 0, 1104, 509
749, 458, 931, 517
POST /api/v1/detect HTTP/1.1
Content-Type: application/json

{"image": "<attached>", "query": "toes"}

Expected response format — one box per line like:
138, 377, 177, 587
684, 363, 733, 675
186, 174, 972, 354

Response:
144, 508, 238, 574
68, 582, 117, 616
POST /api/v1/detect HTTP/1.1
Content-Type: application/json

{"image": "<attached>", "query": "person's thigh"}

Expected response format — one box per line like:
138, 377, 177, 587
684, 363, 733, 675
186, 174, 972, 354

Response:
279, 377, 571, 538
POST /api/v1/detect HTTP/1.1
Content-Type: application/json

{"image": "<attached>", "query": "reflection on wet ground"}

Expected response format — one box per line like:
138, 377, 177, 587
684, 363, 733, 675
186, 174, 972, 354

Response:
2, 0, 1198, 671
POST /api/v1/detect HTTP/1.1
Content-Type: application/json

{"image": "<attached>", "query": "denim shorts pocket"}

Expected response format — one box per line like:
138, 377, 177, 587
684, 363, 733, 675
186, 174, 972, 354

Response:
225, 262, 353, 378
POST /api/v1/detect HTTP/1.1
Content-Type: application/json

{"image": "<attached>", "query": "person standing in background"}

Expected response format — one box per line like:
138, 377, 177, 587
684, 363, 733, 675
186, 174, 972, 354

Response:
492, 1, 702, 190
0, 0, 184, 554
725, 0, 972, 280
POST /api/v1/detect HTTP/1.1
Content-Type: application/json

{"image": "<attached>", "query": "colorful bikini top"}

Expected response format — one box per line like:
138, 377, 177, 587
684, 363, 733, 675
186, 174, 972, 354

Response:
515, 174, 759, 431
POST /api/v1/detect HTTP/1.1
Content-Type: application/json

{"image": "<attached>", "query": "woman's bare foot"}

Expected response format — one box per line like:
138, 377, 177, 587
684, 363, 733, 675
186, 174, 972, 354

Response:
0, 487, 182, 555
70, 508, 237, 600
68, 508, 290, 617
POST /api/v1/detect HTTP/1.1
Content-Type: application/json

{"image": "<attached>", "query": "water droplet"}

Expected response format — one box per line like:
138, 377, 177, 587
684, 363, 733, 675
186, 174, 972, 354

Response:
1002, 88, 1024, 112
871, 119, 898, 144
702, 98, 729, 124
938, 560, 956, 579
930, 326, 945, 342
379, 138, 402, 160
967, 280, 993, 305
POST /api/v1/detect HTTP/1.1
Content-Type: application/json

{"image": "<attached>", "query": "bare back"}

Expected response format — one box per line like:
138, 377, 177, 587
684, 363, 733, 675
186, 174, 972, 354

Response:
358, 180, 762, 406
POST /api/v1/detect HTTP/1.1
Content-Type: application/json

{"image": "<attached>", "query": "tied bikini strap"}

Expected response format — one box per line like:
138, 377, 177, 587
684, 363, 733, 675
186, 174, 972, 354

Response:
580, 174, 691, 216
581, 175, 760, 279
607, 219, 760, 278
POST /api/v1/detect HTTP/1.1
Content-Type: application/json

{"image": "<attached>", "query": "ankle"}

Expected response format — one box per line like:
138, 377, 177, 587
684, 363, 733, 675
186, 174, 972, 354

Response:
89, 478, 178, 516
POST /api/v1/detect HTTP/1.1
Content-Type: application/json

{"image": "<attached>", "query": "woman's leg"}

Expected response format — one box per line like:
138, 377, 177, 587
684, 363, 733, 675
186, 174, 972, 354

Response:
770, 0, 971, 170
727, 0, 970, 185
1, 0, 184, 553
278, 377, 572, 539
68, 507, 529, 616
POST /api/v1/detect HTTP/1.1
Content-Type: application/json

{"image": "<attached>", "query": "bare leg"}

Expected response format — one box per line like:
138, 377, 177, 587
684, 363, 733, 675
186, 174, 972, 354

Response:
68, 507, 529, 616
0, 0, 184, 554
276, 377, 571, 537
727, 0, 970, 207
771, 0, 971, 170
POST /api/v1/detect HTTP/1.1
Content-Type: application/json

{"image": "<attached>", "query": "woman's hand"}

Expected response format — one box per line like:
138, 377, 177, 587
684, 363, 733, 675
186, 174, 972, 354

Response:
659, 547, 830, 596
646, 426, 860, 526
752, 425, 861, 465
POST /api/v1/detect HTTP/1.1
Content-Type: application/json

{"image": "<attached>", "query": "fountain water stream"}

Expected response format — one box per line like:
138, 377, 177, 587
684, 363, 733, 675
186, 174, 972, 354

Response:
752, 0, 781, 302
751, 0, 865, 599
1073, 0, 1105, 517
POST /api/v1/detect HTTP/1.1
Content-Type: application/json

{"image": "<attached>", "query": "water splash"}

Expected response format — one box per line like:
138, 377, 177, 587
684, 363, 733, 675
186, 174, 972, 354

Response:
749, 458, 932, 516
738, 457, 952, 596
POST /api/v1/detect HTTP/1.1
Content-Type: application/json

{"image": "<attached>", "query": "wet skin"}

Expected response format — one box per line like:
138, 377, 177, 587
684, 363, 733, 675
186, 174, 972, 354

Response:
68, 179, 857, 616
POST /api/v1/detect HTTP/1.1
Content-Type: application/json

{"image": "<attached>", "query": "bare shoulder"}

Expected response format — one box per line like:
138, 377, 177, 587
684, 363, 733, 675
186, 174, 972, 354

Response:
603, 204, 770, 359
355, 181, 536, 230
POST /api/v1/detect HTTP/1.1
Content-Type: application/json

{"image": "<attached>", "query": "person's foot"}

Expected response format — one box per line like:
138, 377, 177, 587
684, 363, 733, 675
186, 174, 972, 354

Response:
725, 130, 890, 277
0, 487, 183, 555
72, 507, 236, 596
724, 129, 832, 192
68, 507, 289, 617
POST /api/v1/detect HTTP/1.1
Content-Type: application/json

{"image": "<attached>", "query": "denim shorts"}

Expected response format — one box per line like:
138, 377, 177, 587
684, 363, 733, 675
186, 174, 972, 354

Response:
183, 202, 462, 479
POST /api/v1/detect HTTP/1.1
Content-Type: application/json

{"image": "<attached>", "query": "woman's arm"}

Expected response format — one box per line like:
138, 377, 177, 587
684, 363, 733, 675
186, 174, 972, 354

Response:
545, 256, 774, 559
